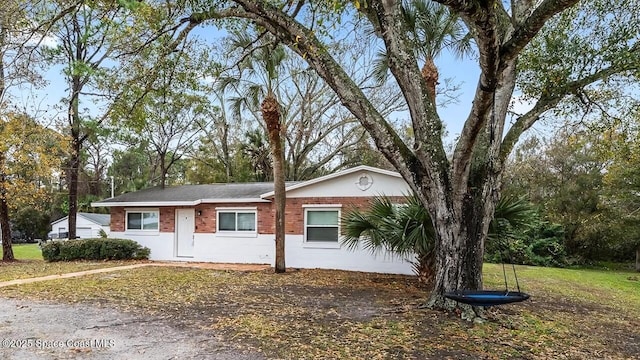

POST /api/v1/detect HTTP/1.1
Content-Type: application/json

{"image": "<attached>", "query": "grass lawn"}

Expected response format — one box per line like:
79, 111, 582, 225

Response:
0, 261, 146, 282
0, 262, 638, 359
0, 243, 144, 282
12, 243, 43, 260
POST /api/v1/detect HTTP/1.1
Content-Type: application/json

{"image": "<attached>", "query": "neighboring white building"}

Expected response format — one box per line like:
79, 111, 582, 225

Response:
49, 212, 111, 239
92, 165, 416, 275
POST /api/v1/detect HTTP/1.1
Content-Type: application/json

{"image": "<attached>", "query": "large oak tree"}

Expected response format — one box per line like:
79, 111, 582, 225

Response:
167, 0, 640, 317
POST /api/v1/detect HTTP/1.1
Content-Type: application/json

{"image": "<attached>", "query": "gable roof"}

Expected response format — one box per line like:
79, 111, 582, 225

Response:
91, 165, 403, 208
91, 182, 299, 207
51, 212, 111, 226
79, 213, 111, 226
260, 165, 401, 198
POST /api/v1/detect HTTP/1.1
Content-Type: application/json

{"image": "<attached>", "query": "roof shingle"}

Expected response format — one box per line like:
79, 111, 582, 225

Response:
94, 182, 299, 204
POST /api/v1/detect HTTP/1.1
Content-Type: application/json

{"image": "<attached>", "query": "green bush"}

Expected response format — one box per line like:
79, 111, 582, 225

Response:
485, 220, 568, 267
41, 240, 61, 260
41, 238, 150, 262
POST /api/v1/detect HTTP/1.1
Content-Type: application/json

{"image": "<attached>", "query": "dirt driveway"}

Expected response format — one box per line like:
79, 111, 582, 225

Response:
0, 298, 263, 360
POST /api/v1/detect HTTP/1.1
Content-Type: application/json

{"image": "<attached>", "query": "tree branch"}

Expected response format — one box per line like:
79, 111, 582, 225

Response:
432, 0, 504, 203
200, 1, 419, 190
500, 0, 580, 64
360, 0, 447, 201
500, 65, 625, 162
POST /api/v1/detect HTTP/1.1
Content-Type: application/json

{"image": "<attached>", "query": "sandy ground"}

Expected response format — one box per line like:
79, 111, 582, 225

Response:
0, 298, 264, 360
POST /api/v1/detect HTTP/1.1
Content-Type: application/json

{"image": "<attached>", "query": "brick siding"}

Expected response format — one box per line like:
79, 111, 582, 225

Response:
110, 208, 125, 232
109, 196, 405, 236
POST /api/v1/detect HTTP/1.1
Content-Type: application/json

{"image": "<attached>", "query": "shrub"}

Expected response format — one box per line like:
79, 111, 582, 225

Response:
485, 220, 568, 267
41, 240, 62, 260
41, 238, 150, 262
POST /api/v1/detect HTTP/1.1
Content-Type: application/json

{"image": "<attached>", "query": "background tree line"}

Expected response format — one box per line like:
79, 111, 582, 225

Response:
0, 0, 393, 252
0, 0, 637, 279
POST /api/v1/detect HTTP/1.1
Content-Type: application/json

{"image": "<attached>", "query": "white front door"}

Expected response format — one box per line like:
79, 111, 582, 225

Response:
175, 209, 195, 257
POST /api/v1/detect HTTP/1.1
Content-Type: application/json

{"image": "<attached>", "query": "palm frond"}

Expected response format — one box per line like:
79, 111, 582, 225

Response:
372, 48, 391, 84
341, 193, 434, 256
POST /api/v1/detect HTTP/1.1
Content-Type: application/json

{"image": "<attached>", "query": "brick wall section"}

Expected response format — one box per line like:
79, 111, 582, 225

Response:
195, 204, 215, 233
160, 208, 176, 232
282, 196, 405, 235
109, 196, 404, 235
110, 208, 125, 232
109, 206, 184, 233
193, 203, 272, 234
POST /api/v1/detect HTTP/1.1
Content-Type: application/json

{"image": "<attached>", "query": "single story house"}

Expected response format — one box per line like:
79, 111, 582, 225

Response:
92, 165, 415, 275
49, 212, 111, 239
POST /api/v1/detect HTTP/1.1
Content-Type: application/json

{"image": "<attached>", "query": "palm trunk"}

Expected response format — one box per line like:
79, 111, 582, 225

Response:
262, 93, 286, 273
416, 250, 436, 286
421, 57, 438, 103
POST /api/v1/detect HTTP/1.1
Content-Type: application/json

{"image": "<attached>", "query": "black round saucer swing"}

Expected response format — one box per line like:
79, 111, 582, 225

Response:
444, 289, 530, 307
444, 255, 530, 307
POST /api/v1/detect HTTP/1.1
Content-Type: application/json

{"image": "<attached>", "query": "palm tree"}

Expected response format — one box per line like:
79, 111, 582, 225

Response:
261, 86, 286, 273
342, 193, 535, 285
219, 29, 288, 273
372, 0, 473, 102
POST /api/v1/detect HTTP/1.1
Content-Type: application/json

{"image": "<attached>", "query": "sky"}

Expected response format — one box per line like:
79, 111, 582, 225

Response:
17, 13, 540, 152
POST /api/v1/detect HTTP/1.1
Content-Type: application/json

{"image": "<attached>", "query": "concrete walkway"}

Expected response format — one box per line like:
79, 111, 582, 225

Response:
0, 262, 271, 288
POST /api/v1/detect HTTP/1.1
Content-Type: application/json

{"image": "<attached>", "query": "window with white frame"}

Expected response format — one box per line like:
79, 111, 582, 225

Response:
126, 210, 159, 231
217, 210, 256, 232
305, 209, 340, 242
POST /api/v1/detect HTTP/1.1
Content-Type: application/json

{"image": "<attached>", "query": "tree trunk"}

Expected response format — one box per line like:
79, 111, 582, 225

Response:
424, 60, 514, 318
67, 134, 80, 240
262, 93, 286, 273
0, 23, 5, 101
0, 197, 13, 261
0, 155, 14, 261
160, 153, 167, 189
425, 201, 489, 319
636, 245, 639, 272
424, 144, 501, 319
67, 60, 84, 241
0, 15, 12, 261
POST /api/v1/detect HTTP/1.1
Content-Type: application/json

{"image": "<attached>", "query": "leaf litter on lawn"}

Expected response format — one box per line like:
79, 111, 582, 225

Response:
1, 265, 639, 359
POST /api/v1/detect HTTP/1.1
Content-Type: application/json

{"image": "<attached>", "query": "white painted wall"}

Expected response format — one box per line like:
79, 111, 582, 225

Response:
110, 231, 415, 275
110, 231, 175, 259
195, 234, 274, 263
285, 235, 415, 275
49, 216, 110, 239
285, 170, 411, 198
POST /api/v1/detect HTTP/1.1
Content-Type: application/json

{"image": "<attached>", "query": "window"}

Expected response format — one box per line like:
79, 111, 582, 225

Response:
217, 210, 256, 232
126, 211, 159, 231
305, 209, 340, 242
